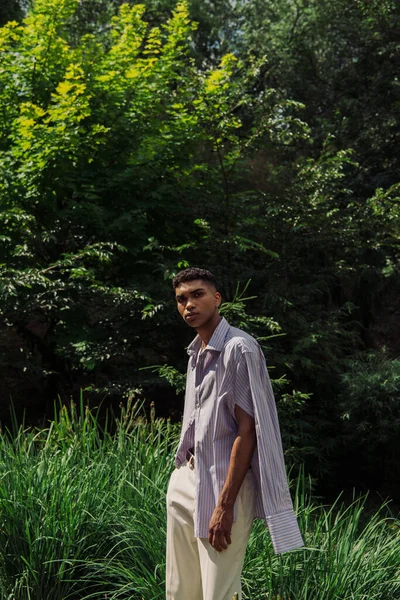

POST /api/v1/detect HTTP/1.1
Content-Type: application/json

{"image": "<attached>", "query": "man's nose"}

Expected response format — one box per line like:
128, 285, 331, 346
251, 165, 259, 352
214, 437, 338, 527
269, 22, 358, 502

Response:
187, 298, 196, 310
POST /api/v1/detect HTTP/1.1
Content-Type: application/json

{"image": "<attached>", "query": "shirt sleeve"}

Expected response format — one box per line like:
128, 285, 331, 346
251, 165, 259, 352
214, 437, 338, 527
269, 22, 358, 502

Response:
241, 347, 304, 554
234, 353, 255, 418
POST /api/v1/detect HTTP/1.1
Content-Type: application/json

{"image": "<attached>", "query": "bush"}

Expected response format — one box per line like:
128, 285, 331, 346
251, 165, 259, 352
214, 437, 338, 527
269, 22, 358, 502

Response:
339, 350, 400, 493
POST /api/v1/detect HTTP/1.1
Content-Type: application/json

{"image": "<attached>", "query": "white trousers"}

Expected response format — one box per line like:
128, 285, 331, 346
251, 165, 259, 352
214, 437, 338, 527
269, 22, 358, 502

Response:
166, 463, 256, 600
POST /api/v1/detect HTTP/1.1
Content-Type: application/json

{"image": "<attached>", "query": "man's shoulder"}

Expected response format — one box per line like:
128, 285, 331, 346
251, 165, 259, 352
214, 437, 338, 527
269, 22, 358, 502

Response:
223, 324, 260, 356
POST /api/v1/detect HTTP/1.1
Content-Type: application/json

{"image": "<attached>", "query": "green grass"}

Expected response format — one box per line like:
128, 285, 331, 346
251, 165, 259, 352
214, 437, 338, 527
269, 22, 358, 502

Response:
0, 398, 398, 600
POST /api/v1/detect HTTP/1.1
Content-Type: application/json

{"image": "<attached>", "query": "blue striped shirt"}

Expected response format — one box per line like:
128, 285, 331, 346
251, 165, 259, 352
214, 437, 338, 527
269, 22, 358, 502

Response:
175, 317, 304, 554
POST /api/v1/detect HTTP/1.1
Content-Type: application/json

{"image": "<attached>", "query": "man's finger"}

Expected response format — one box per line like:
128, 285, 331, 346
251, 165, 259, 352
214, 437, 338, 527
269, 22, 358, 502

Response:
219, 534, 227, 551
216, 530, 228, 551
209, 529, 219, 550
209, 529, 220, 551
225, 531, 232, 545
211, 531, 218, 551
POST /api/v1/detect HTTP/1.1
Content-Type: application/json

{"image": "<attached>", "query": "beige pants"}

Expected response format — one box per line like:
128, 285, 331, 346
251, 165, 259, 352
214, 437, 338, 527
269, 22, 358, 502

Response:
166, 463, 256, 600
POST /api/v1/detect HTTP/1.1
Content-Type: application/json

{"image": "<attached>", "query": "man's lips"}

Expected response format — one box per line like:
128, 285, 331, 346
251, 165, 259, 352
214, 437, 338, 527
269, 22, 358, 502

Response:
185, 313, 200, 320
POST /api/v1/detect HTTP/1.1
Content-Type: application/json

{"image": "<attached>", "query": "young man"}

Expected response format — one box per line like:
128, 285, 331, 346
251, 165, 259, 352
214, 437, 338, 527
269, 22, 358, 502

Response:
166, 268, 304, 600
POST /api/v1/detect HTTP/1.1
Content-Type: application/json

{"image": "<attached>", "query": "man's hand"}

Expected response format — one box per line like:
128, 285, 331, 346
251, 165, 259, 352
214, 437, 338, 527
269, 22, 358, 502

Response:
208, 504, 234, 551
209, 405, 256, 552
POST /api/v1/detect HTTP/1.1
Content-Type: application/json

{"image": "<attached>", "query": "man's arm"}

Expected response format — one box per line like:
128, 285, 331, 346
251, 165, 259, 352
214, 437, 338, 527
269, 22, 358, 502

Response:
208, 404, 256, 551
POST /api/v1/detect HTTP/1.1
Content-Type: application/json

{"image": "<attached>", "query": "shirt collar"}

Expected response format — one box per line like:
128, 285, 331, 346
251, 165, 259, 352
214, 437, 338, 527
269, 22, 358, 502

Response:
187, 317, 230, 355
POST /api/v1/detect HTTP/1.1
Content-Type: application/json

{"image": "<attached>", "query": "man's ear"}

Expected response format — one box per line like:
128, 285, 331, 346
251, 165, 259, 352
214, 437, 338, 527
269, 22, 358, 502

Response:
215, 291, 222, 307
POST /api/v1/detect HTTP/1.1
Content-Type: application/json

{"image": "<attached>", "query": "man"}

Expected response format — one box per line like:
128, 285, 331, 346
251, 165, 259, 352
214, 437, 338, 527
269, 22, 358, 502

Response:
166, 267, 304, 600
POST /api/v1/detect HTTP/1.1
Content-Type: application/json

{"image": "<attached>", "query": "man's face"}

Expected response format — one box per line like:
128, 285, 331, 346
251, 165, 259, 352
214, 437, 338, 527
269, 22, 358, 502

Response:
175, 279, 221, 329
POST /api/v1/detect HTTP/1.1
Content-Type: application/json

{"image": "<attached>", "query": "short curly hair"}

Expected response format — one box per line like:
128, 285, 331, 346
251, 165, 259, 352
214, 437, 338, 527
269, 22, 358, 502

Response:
172, 267, 218, 290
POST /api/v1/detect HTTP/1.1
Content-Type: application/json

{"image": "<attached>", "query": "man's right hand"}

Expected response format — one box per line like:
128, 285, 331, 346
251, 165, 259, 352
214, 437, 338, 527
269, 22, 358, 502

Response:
208, 504, 234, 551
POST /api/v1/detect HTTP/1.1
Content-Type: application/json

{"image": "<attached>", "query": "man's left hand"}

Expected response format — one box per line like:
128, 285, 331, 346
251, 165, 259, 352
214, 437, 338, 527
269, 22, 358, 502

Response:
208, 505, 234, 551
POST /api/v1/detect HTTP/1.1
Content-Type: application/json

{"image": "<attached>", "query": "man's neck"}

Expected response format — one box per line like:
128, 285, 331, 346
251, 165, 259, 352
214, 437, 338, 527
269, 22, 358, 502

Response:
196, 314, 222, 348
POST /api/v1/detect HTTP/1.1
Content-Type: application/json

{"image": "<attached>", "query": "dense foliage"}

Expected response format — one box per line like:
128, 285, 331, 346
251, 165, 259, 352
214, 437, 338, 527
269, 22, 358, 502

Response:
0, 0, 399, 499
0, 403, 398, 599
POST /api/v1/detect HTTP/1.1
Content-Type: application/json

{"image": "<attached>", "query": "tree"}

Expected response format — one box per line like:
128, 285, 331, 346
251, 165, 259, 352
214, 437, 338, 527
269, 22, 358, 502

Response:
0, 0, 298, 419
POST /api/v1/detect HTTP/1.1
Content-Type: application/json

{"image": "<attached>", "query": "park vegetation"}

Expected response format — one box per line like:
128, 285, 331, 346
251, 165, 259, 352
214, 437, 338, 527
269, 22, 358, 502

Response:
0, 0, 399, 548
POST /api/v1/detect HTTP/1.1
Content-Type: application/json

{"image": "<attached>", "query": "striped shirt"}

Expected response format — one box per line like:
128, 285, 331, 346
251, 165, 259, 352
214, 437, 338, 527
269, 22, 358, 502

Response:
175, 317, 304, 554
